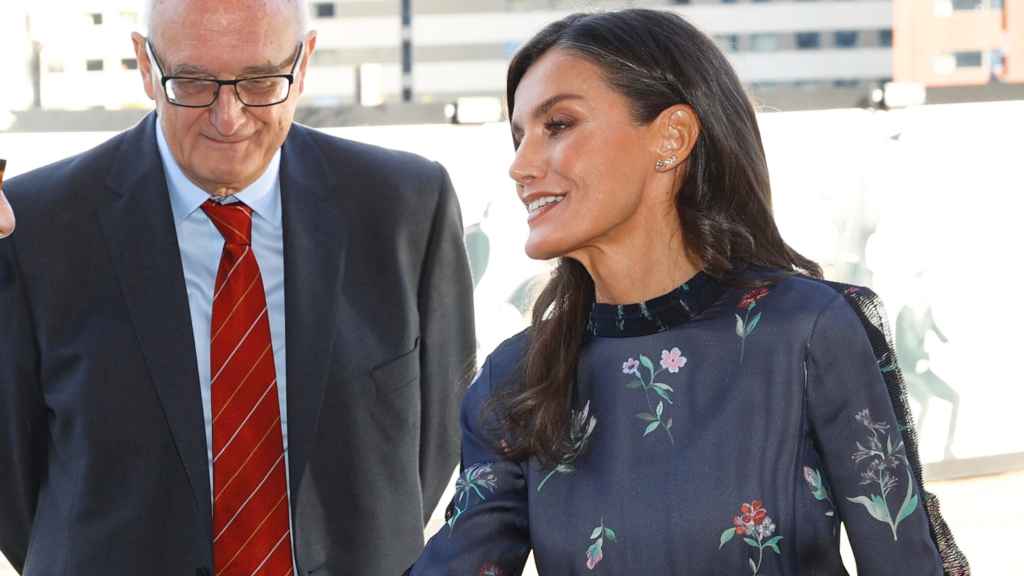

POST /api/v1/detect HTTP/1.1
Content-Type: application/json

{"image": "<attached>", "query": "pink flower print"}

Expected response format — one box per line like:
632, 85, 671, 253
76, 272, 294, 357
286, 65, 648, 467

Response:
659, 347, 687, 373
585, 519, 616, 570
585, 543, 603, 570
622, 357, 640, 375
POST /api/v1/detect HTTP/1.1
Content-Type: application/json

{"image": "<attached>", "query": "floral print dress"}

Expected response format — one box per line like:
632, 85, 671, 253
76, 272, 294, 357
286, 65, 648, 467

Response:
410, 268, 957, 575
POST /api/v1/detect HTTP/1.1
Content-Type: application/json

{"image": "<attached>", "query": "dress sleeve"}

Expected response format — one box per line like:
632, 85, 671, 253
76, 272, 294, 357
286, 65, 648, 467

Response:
805, 294, 944, 575
409, 351, 532, 576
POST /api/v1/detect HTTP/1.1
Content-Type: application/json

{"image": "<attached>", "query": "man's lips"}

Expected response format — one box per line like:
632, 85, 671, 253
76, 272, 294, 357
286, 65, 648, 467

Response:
202, 134, 252, 145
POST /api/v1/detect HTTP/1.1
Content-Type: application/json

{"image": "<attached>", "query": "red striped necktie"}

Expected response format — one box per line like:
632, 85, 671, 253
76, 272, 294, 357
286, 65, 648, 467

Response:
202, 200, 293, 576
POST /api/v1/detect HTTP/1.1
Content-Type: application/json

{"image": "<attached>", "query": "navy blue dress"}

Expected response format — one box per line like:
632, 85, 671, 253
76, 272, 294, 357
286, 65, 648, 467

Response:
412, 269, 959, 575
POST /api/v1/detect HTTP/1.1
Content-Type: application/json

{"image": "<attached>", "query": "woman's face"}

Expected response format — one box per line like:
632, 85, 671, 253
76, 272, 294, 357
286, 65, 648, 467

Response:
509, 49, 663, 261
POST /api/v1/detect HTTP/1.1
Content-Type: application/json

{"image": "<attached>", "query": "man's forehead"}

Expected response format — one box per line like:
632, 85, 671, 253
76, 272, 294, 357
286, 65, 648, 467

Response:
151, 0, 300, 73
150, 0, 301, 42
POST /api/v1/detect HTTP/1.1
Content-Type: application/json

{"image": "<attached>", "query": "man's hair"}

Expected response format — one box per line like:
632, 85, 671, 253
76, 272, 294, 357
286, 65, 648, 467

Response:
143, 0, 309, 38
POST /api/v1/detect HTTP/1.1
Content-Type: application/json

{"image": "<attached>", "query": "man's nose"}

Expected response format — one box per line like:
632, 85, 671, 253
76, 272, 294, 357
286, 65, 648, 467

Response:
209, 85, 247, 136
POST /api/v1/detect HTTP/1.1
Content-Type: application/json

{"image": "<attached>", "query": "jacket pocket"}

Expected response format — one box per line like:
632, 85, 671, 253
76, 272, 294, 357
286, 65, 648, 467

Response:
369, 338, 420, 396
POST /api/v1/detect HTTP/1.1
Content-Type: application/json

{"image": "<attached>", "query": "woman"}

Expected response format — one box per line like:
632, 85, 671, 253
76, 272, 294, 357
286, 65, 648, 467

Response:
412, 9, 967, 575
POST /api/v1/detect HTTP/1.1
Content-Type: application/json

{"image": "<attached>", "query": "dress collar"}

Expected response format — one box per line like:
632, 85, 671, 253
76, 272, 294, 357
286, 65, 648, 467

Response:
587, 271, 725, 337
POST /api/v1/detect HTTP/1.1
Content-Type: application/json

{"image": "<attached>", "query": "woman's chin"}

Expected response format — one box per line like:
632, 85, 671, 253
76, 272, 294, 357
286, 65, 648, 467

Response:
524, 236, 566, 261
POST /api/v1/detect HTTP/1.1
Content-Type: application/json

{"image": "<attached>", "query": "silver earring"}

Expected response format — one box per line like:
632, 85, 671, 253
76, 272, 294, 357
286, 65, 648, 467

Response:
656, 155, 677, 171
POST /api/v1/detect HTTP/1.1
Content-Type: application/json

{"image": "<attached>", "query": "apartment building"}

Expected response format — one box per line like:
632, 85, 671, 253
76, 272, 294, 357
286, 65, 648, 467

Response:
894, 0, 1023, 86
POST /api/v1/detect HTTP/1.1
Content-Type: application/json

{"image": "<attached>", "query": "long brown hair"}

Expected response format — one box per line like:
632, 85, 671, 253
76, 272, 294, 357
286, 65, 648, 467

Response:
497, 9, 821, 467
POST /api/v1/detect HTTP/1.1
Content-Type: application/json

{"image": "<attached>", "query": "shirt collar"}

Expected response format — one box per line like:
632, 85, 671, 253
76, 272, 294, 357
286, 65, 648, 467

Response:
156, 118, 282, 227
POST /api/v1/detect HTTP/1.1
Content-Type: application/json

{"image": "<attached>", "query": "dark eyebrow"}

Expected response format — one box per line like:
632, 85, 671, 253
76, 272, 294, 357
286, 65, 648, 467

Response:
240, 45, 301, 76
510, 93, 585, 135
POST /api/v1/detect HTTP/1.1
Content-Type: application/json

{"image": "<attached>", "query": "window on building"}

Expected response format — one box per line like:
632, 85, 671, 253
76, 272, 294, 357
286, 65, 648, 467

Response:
796, 32, 821, 50
833, 79, 863, 88
879, 29, 893, 47
951, 0, 983, 9
954, 51, 983, 67
721, 0, 738, 4
121, 58, 138, 71
86, 59, 105, 72
750, 34, 780, 52
834, 31, 859, 48
312, 2, 336, 18
714, 35, 739, 53
90, 13, 103, 25
991, 49, 1006, 77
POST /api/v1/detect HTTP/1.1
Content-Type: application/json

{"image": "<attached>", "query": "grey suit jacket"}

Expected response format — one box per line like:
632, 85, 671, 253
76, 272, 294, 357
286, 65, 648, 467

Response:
0, 114, 475, 575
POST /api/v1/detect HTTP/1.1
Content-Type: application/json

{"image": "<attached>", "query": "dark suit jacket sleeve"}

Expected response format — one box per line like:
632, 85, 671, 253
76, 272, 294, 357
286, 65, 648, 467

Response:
417, 162, 475, 523
0, 234, 46, 572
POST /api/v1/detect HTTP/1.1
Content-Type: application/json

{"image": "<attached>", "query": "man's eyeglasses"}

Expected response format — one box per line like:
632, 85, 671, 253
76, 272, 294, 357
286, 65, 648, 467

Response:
145, 40, 303, 108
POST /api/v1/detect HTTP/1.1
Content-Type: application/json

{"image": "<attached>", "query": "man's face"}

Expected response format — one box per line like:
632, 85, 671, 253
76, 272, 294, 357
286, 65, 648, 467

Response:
132, 0, 315, 196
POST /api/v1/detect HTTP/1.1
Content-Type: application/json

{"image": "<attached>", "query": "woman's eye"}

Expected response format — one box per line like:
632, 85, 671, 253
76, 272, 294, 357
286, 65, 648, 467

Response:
545, 120, 572, 134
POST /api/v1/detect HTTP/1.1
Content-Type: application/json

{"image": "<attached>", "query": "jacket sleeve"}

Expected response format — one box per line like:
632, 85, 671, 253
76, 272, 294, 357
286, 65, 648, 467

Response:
805, 294, 944, 575
417, 162, 476, 524
410, 351, 531, 576
0, 233, 46, 572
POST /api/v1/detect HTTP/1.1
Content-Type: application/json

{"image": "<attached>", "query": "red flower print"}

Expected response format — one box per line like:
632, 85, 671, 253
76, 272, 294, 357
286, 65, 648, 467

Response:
740, 500, 767, 525
844, 287, 860, 296
732, 514, 748, 535
738, 288, 770, 310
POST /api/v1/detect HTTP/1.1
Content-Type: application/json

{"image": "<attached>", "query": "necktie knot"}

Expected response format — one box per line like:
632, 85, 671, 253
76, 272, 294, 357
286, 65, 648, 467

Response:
202, 200, 253, 246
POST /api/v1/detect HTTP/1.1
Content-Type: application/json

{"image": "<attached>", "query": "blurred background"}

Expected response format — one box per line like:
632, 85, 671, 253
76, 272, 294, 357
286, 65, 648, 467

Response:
1, 0, 1021, 574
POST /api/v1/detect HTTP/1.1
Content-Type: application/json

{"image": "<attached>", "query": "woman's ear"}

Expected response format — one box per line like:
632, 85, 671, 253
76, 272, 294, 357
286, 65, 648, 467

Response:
651, 105, 700, 173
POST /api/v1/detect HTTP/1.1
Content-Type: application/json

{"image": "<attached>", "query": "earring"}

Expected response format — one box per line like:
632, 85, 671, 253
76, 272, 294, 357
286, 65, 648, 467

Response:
656, 155, 677, 171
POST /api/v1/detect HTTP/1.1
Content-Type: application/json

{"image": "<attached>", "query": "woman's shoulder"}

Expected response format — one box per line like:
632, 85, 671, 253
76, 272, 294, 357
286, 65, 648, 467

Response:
736, 266, 877, 336
464, 330, 529, 405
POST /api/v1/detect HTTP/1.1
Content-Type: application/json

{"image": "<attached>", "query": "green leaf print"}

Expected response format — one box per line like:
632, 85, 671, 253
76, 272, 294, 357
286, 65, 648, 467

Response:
643, 421, 660, 437
719, 527, 736, 549
622, 348, 684, 444
895, 469, 920, 526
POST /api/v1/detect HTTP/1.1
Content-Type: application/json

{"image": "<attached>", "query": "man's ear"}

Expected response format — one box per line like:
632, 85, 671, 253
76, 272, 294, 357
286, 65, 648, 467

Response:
651, 104, 700, 173
131, 32, 158, 102
296, 31, 318, 95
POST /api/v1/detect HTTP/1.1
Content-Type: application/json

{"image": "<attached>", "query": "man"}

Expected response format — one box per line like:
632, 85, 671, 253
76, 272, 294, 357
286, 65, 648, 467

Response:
0, 0, 474, 574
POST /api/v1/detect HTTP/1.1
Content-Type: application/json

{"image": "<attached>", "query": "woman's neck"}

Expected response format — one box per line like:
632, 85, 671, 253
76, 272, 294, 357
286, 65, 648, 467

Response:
571, 213, 700, 305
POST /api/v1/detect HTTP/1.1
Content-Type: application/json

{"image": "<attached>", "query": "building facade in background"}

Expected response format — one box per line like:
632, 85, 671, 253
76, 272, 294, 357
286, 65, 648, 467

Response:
8, 0, 895, 110
10, 0, 1022, 113
306, 0, 894, 105
894, 0, 1022, 86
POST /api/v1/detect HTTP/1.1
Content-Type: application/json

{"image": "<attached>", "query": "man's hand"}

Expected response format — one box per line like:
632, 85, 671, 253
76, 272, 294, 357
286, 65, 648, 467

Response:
0, 159, 14, 238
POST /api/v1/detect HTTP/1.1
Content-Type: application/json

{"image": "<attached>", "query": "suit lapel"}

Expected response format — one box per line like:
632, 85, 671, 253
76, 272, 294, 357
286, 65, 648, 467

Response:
96, 114, 213, 537
280, 125, 348, 503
